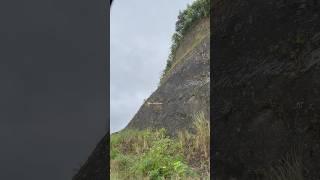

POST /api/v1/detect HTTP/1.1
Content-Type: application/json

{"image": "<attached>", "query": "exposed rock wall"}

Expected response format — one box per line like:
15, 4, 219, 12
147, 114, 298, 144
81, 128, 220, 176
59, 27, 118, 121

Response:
213, 0, 320, 179
125, 19, 210, 136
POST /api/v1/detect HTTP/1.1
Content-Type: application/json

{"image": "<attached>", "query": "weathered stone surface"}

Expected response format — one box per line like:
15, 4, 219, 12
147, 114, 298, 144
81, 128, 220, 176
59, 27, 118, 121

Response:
213, 0, 320, 179
125, 19, 210, 136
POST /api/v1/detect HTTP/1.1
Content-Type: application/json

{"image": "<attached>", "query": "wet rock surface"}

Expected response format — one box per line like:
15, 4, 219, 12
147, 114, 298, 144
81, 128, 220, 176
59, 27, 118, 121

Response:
213, 0, 320, 179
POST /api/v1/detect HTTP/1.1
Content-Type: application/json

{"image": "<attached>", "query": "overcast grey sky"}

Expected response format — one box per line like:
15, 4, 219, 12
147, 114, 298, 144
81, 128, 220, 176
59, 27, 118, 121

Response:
110, 0, 195, 133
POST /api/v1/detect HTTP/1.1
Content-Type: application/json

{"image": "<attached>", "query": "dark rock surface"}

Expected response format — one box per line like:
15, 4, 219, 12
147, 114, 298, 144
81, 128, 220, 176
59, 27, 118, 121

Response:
213, 0, 320, 179
72, 135, 107, 180
125, 19, 210, 136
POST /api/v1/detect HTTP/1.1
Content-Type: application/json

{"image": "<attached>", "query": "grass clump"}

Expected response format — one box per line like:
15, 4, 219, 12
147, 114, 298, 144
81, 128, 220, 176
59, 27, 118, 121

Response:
263, 147, 303, 180
178, 112, 210, 177
110, 112, 210, 179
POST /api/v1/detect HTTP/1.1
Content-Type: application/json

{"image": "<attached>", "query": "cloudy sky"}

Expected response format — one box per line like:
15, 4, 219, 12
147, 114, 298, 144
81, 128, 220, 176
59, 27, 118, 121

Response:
110, 0, 195, 133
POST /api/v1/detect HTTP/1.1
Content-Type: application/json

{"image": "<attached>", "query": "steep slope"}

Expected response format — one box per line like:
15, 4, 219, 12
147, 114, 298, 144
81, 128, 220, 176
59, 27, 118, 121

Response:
213, 0, 320, 179
125, 18, 210, 136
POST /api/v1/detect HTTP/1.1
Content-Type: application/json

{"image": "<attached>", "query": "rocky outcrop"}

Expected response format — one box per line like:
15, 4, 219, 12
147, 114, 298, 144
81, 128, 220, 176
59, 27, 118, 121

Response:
213, 0, 320, 179
125, 18, 210, 136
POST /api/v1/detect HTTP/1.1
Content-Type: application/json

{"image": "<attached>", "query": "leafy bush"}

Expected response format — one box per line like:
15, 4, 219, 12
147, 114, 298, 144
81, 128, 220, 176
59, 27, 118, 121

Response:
161, 0, 210, 83
130, 137, 196, 179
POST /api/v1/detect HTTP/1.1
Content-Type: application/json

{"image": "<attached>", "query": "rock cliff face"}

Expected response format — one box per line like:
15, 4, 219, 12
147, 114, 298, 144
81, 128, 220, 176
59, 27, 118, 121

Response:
213, 0, 320, 179
126, 18, 210, 136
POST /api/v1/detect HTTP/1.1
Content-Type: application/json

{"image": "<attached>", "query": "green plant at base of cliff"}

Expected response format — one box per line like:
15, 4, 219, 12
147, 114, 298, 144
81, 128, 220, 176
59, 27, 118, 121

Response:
130, 138, 196, 179
110, 112, 210, 179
